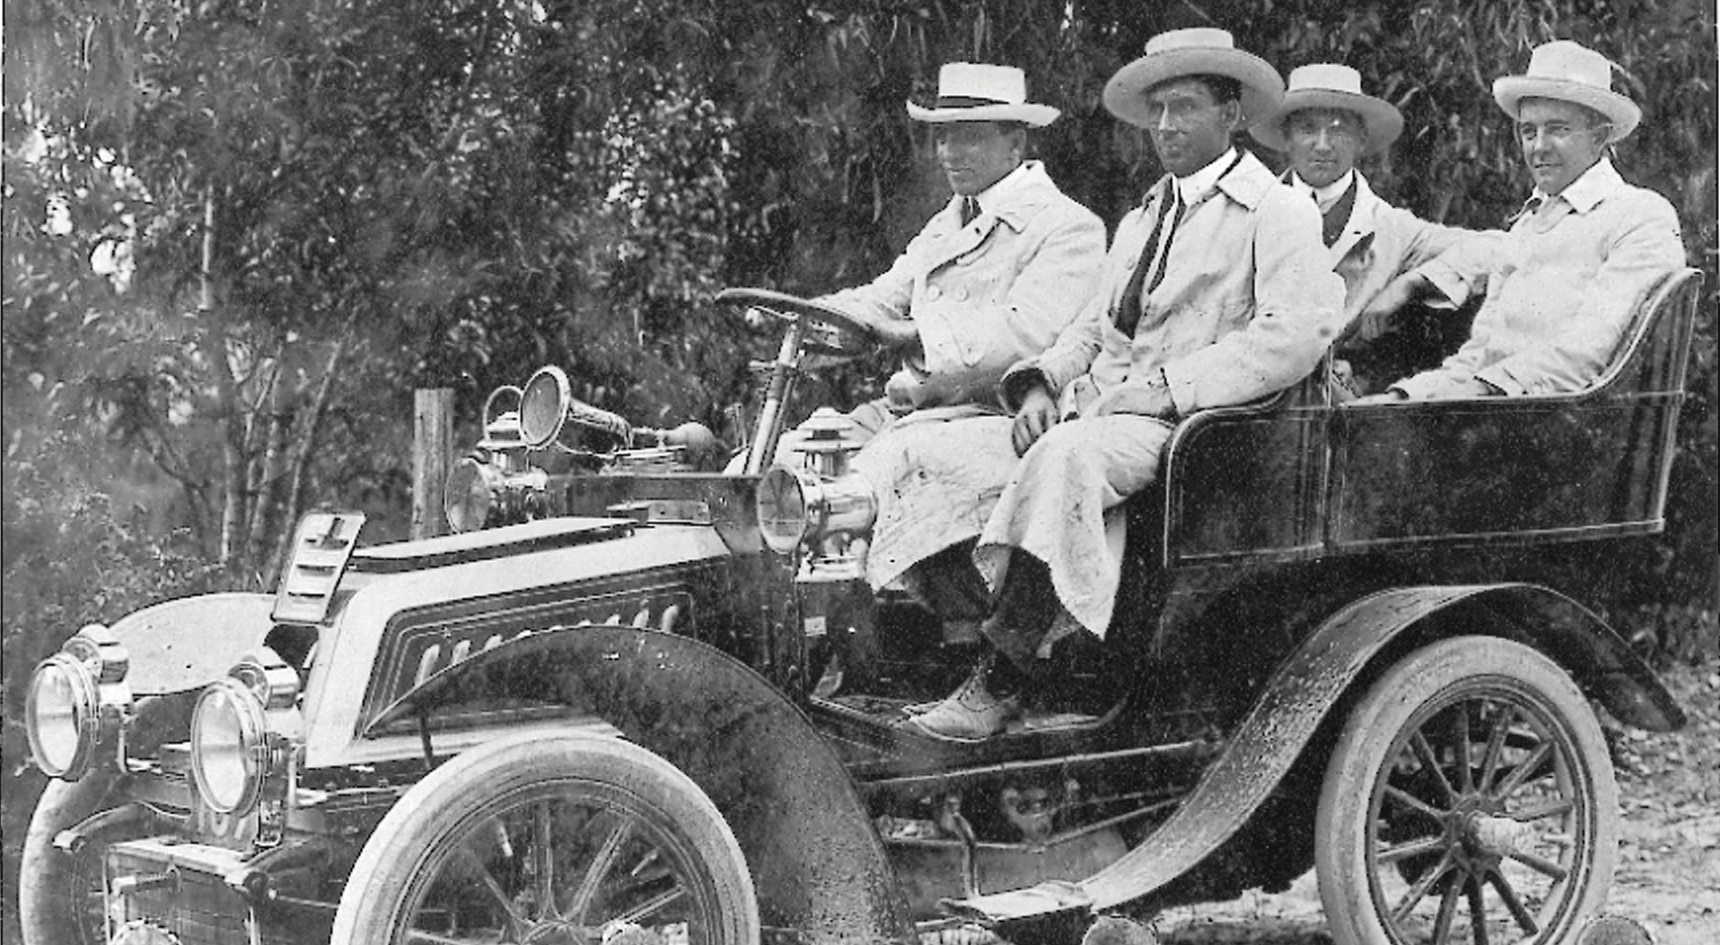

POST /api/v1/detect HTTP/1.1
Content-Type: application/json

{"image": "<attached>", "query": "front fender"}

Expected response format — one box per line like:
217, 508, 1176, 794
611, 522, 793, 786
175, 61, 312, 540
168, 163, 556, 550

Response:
107, 593, 277, 695
369, 625, 915, 945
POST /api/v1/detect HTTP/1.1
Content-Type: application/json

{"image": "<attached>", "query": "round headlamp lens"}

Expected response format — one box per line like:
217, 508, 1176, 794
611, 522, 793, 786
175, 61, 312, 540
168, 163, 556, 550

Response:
26, 658, 97, 778
444, 456, 497, 533
191, 681, 266, 814
756, 466, 812, 554
519, 367, 572, 449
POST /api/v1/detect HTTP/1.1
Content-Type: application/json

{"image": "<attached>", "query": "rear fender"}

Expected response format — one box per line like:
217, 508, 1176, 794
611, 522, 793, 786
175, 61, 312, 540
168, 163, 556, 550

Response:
955, 582, 1684, 925
368, 625, 914, 944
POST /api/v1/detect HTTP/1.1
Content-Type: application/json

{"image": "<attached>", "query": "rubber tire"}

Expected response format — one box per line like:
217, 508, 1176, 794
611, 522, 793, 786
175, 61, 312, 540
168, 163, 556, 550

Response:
1315, 636, 1618, 945
331, 731, 760, 944
18, 771, 126, 945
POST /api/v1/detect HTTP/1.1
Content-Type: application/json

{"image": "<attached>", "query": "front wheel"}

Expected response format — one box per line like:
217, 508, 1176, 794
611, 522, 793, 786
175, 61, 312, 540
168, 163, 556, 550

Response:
332, 732, 759, 944
1316, 636, 1618, 945
18, 771, 129, 945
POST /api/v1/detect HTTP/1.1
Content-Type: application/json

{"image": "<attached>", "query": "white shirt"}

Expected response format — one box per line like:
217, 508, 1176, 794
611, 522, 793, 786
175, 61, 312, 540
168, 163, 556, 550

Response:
1290, 169, 1357, 214
1174, 147, 1240, 205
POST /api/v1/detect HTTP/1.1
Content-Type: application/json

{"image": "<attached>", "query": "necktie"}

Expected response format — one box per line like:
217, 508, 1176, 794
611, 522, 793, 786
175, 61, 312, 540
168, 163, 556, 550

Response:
1319, 177, 1359, 247
1114, 188, 1182, 336
960, 197, 980, 227
1512, 194, 1546, 225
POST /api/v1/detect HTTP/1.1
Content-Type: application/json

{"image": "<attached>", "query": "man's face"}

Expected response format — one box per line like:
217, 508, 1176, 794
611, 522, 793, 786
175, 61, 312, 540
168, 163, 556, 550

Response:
935, 122, 1022, 196
1285, 107, 1366, 189
1516, 97, 1609, 196
1140, 78, 1241, 178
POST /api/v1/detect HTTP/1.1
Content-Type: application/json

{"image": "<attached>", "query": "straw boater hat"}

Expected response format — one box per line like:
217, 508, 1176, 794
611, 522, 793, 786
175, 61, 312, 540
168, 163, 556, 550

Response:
906, 63, 1060, 127
1103, 28, 1284, 129
1250, 63, 1405, 155
1493, 40, 1641, 143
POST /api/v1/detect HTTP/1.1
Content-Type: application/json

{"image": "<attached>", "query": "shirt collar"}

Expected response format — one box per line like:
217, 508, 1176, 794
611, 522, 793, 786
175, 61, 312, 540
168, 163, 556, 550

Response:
1174, 148, 1238, 204
1535, 157, 1624, 215
954, 161, 1047, 231
973, 161, 1030, 205
1289, 169, 1356, 213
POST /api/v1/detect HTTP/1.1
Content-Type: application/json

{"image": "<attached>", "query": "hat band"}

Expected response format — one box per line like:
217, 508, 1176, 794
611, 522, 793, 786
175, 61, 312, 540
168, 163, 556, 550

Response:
933, 95, 1013, 109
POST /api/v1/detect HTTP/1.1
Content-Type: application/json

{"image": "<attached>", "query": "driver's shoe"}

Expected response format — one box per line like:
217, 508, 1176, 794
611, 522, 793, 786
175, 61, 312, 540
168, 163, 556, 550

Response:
904, 657, 1022, 741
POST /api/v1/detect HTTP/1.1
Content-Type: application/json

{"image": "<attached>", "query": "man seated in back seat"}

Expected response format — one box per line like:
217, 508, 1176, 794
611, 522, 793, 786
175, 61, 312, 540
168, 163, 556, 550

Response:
1248, 63, 1501, 399
1367, 40, 1684, 401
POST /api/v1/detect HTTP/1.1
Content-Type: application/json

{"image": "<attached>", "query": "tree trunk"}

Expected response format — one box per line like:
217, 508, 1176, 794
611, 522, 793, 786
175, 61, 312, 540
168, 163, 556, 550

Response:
199, 188, 250, 578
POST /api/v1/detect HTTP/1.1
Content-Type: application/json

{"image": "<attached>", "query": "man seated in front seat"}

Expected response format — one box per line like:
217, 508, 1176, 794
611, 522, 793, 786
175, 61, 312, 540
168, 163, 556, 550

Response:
1248, 63, 1500, 398
903, 29, 1346, 741
1368, 40, 1683, 401
807, 62, 1106, 438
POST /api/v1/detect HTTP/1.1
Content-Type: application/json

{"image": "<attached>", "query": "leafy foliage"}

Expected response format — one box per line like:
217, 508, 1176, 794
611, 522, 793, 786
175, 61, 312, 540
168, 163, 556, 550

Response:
2, 0, 1715, 633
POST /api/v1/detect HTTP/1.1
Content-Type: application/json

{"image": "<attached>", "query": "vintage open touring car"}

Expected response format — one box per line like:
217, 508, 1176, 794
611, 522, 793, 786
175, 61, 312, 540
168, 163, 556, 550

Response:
19, 269, 1701, 945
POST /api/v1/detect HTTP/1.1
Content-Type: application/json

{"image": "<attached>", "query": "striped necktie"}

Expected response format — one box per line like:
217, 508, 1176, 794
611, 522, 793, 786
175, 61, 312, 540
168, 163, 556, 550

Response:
1115, 188, 1182, 336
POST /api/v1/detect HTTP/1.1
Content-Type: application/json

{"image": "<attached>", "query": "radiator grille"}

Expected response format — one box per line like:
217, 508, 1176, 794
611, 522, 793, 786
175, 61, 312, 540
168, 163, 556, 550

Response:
106, 848, 252, 945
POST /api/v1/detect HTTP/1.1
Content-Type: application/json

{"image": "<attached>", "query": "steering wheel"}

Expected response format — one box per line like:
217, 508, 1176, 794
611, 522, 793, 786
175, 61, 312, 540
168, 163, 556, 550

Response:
716, 287, 882, 356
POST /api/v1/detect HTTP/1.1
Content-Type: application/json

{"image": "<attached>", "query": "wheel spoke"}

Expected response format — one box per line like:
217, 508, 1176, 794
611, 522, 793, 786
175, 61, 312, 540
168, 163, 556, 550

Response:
1431, 872, 1462, 945
1509, 797, 1575, 823
405, 931, 483, 945
1385, 785, 1449, 822
1486, 868, 1541, 935
1506, 846, 1570, 881
610, 883, 689, 927
1465, 875, 1491, 945
533, 801, 558, 921
455, 843, 529, 935
565, 815, 634, 921
1478, 705, 1516, 791
1411, 731, 1457, 803
1450, 701, 1474, 795
1378, 834, 1448, 865
1491, 742, 1552, 799
1390, 849, 1454, 924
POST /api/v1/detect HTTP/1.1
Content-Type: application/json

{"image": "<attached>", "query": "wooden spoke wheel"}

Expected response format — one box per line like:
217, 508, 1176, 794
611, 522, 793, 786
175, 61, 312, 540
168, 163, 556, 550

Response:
1316, 636, 1618, 945
333, 733, 758, 945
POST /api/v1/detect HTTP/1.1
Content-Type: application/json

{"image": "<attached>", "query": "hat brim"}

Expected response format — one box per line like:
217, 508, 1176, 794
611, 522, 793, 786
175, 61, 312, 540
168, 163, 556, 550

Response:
905, 101, 1060, 127
1493, 76, 1641, 142
1103, 48, 1285, 128
1249, 89, 1405, 155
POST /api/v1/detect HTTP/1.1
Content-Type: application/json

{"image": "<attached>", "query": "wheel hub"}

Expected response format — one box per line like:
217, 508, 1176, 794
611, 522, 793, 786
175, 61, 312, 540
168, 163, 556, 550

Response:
1465, 810, 1536, 860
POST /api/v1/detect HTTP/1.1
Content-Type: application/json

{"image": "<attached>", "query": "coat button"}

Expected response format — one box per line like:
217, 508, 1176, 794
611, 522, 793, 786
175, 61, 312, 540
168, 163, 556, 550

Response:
926, 286, 942, 301
954, 287, 969, 301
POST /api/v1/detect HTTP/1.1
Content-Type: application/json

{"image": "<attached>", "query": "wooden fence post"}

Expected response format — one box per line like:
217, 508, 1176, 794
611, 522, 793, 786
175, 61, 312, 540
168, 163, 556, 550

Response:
412, 388, 455, 539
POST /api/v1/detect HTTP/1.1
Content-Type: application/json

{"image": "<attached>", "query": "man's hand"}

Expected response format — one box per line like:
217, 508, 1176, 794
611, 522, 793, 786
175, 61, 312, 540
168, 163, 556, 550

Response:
1427, 376, 1503, 399
1350, 388, 1410, 405
1012, 385, 1059, 455
851, 311, 920, 351
1354, 273, 1430, 341
1091, 380, 1177, 420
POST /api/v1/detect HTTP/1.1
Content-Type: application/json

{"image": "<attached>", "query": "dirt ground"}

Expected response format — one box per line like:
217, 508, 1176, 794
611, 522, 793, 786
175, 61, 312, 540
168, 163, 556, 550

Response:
1146, 659, 1720, 944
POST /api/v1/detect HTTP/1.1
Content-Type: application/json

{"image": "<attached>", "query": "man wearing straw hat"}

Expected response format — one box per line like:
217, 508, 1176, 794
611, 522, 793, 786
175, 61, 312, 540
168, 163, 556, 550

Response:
1251, 63, 1501, 397
781, 64, 1104, 662
1377, 39, 1684, 400
906, 29, 1345, 740
814, 62, 1106, 433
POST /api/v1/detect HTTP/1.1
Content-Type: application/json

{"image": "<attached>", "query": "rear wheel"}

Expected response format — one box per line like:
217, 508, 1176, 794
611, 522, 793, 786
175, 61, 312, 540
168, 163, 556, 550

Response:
1316, 636, 1617, 945
332, 732, 759, 944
